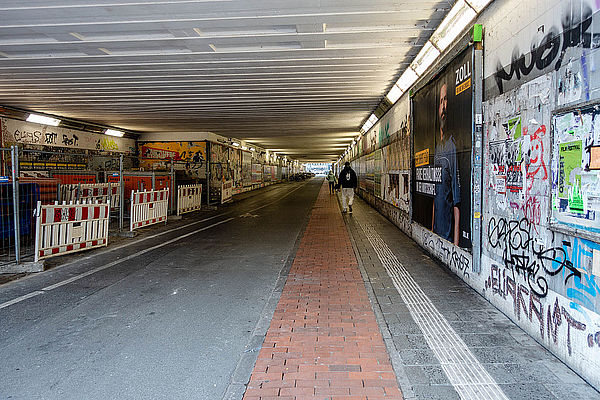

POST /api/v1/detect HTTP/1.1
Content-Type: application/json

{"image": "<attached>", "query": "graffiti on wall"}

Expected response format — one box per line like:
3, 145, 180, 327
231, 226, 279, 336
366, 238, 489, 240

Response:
484, 263, 595, 356
2, 118, 135, 153
494, 2, 600, 95
139, 141, 206, 178
487, 216, 583, 298
418, 226, 471, 278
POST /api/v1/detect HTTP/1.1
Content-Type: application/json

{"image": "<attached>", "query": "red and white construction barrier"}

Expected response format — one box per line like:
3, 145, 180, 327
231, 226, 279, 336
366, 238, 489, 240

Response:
61, 183, 120, 209
130, 188, 169, 231
34, 201, 110, 262
221, 180, 233, 204
177, 184, 202, 216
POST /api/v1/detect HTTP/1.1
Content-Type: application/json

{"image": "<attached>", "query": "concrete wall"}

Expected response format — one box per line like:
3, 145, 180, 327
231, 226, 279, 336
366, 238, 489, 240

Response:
346, 0, 600, 389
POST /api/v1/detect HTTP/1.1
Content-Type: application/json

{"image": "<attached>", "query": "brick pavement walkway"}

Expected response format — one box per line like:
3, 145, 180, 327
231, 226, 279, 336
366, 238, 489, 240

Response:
243, 183, 403, 400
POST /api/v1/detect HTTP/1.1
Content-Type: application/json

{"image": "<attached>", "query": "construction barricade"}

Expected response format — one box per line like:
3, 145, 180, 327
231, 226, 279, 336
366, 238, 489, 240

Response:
34, 201, 110, 262
177, 184, 202, 216
61, 183, 121, 209
130, 188, 169, 231
221, 180, 233, 204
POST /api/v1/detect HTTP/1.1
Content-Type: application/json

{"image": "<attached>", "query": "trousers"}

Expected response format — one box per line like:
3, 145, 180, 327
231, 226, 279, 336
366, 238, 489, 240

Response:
341, 188, 354, 210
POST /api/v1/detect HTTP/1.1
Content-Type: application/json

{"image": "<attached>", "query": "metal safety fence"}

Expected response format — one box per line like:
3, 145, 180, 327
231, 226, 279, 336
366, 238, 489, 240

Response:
0, 147, 181, 266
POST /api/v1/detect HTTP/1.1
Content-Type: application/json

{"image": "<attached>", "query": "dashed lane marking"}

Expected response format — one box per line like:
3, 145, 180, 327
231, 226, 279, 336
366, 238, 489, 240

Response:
354, 214, 509, 400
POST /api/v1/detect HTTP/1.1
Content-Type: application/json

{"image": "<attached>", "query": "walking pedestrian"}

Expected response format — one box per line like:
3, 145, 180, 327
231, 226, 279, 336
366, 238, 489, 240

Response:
337, 162, 357, 213
326, 170, 337, 194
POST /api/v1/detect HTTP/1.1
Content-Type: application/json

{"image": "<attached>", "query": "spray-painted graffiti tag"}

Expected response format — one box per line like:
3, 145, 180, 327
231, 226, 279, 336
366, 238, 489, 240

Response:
494, 4, 600, 94
487, 217, 582, 297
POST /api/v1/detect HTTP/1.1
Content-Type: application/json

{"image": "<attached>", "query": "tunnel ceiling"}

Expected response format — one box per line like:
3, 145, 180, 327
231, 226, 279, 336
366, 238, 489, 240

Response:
0, 0, 453, 162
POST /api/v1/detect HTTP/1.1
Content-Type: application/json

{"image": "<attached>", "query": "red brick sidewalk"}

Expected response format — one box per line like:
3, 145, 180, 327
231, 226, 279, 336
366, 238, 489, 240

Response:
243, 183, 403, 400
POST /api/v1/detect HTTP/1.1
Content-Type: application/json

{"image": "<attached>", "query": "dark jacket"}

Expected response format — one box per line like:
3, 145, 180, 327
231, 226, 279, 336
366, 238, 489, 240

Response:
337, 166, 357, 189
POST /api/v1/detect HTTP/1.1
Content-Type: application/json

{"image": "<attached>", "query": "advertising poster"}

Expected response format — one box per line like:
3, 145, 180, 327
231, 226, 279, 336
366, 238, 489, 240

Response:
251, 163, 263, 183
138, 141, 206, 178
374, 149, 382, 198
229, 147, 242, 189
242, 151, 252, 186
551, 105, 600, 232
412, 46, 473, 248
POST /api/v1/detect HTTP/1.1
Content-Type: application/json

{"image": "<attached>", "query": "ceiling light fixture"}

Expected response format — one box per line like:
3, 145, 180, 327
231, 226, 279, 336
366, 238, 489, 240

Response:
465, 0, 493, 13
104, 129, 124, 137
396, 68, 419, 92
385, 84, 403, 104
430, 0, 477, 51
26, 114, 61, 126
411, 41, 441, 76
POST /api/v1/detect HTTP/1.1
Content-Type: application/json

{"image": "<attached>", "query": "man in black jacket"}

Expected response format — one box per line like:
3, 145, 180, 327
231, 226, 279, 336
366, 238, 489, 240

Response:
337, 161, 357, 213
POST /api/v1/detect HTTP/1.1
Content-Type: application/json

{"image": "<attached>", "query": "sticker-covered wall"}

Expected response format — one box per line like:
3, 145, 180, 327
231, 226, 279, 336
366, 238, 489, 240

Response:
340, 0, 600, 389
480, 0, 600, 387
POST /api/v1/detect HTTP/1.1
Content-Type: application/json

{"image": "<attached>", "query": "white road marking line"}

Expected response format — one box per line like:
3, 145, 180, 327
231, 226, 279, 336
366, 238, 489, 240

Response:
0, 218, 234, 306
354, 214, 508, 400
41, 218, 234, 291
0, 291, 45, 310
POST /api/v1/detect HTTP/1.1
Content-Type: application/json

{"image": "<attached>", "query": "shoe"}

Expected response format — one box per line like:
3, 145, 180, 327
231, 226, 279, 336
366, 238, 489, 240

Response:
349, 205, 352, 213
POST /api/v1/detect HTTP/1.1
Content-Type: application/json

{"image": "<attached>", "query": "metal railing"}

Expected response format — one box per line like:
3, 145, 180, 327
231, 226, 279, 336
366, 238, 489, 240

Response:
0, 148, 180, 265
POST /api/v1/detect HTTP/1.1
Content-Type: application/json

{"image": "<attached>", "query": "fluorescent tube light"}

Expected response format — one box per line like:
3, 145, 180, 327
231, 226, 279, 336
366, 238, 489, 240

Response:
386, 84, 403, 104
430, 0, 477, 51
231, 142, 240, 147
26, 114, 61, 126
250, 147, 255, 151
396, 68, 419, 91
241, 146, 248, 150
361, 120, 374, 133
465, 0, 492, 13
104, 129, 124, 137
411, 41, 441, 76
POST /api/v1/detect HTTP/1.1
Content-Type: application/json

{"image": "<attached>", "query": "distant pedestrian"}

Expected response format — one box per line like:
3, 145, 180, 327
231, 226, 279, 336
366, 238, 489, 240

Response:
326, 170, 337, 194
337, 162, 357, 213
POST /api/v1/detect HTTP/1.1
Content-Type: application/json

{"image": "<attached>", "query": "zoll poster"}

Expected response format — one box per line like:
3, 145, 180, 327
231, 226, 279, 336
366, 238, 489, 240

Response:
412, 46, 473, 248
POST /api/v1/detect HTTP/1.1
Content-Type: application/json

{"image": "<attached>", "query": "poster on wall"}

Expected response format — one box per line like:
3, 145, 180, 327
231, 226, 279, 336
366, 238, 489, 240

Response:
374, 149, 382, 198
551, 104, 600, 234
380, 97, 411, 212
382, 141, 410, 212
412, 46, 473, 248
139, 141, 206, 178
229, 147, 242, 189
242, 151, 252, 186
251, 163, 262, 183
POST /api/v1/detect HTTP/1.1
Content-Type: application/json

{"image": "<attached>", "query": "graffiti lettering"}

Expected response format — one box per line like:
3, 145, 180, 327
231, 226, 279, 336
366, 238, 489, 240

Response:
588, 331, 600, 348
421, 229, 470, 277
487, 217, 582, 297
44, 132, 57, 145
562, 306, 586, 356
61, 134, 79, 147
13, 129, 41, 144
494, 5, 600, 94
485, 267, 589, 356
